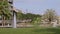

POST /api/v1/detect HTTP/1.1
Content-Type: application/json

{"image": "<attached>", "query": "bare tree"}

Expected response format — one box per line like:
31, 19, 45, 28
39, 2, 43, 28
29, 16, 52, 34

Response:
43, 9, 58, 24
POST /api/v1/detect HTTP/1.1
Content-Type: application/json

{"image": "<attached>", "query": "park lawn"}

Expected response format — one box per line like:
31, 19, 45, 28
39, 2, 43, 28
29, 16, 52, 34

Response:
0, 27, 60, 34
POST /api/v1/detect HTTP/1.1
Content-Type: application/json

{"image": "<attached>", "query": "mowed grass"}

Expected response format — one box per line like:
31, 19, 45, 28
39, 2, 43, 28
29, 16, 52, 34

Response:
0, 27, 60, 34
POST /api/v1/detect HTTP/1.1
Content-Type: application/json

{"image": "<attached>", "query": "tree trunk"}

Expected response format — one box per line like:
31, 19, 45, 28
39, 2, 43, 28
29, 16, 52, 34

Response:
3, 16, 5, 26
2, 15, 5, 26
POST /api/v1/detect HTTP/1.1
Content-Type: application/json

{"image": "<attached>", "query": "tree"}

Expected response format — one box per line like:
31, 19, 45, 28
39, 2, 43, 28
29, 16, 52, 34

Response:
43, 9, 58, 24
0, 0, 12, 26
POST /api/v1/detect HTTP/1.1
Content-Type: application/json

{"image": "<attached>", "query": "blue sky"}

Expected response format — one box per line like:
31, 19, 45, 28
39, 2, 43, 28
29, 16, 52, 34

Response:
13, 0, 60, 15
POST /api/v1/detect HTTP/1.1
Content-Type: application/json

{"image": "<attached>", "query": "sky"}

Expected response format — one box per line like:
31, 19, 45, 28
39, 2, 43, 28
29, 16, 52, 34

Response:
13, 0, 60, 15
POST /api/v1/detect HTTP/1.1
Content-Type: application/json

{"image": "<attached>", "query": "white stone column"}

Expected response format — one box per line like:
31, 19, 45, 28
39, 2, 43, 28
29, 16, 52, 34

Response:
13, 12, 17, 28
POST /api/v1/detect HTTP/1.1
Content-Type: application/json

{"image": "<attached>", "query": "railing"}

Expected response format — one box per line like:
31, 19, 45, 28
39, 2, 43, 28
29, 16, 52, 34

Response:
0, 19, 32, 28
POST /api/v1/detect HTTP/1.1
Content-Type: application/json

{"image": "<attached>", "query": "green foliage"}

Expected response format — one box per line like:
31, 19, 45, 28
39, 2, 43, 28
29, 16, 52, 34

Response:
0, 0, 12, 19
33, 17, 41, 25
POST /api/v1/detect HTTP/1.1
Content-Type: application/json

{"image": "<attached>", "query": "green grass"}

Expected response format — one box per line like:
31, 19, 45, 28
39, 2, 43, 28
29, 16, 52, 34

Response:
0, 27, 60, 34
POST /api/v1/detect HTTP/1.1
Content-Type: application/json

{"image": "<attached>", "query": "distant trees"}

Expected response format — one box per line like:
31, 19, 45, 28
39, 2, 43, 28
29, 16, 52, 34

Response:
17, 12, 41, 24
17, 13, 33, 19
